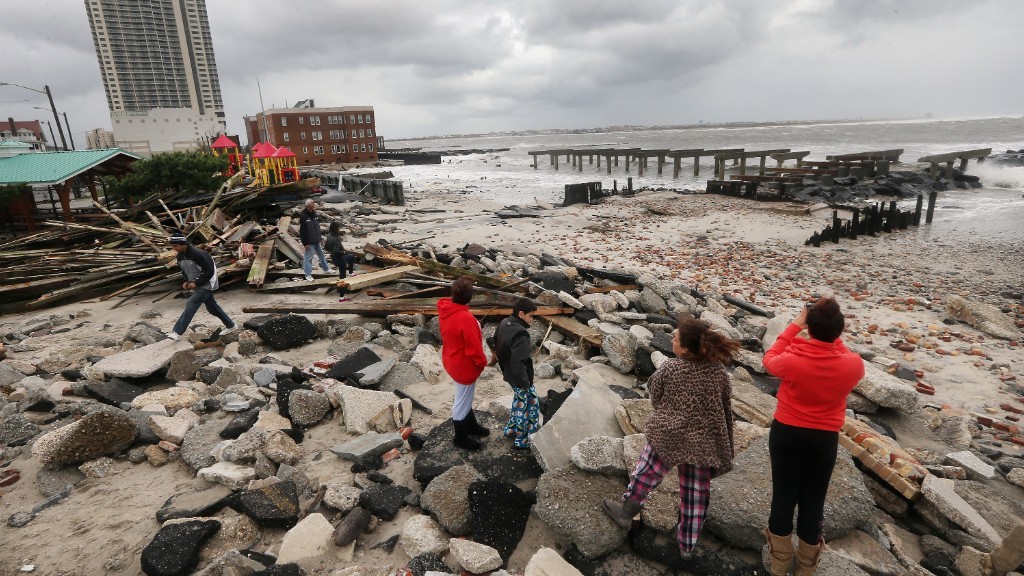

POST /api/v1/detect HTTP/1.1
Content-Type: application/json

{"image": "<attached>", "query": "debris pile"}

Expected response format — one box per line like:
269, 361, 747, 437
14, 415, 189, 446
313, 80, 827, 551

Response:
2, 239, 1024, 575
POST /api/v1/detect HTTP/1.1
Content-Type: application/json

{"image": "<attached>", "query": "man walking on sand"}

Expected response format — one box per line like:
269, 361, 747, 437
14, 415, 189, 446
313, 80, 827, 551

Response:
166, 234, 236, 340
299, 198, 331, 281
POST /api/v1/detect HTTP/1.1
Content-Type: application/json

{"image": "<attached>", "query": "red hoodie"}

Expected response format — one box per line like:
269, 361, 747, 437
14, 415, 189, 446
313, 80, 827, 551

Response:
436, 297, 487, 385
763, 323, 865, 431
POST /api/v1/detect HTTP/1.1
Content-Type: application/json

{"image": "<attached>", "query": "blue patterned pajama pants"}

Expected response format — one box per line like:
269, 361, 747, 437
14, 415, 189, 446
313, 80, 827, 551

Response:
504, 386, 540, 448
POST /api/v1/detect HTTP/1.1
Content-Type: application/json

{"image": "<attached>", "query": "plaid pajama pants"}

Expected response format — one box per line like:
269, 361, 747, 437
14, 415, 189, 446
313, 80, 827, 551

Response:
624, 443, 712, 554
504, 386, 540, 448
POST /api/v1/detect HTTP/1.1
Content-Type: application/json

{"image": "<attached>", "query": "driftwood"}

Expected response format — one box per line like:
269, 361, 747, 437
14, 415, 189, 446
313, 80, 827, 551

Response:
243, 297, 573, 318
362, 243, 522, 291
538, 314, 603, 348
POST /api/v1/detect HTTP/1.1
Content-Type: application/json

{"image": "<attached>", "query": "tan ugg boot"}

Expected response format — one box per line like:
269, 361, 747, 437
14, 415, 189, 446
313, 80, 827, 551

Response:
795, 537, 824, 576
762, 528, 794, 576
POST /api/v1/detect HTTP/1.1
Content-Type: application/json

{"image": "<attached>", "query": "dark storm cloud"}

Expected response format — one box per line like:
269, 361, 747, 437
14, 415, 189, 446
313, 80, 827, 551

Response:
1, 0, 1020, 140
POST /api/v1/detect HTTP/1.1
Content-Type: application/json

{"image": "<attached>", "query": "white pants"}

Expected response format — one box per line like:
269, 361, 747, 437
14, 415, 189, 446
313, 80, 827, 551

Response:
452, 382, 476, 421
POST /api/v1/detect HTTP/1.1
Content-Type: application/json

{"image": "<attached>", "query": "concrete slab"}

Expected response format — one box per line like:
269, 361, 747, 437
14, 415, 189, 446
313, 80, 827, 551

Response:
92, 338, 191, 378
531, 363, 625, 472
921, 475, 1001, 546
944, 450, 997, 480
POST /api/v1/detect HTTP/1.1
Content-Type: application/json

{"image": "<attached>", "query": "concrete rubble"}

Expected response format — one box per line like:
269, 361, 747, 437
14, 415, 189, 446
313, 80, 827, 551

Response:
1, 238, 1023, 576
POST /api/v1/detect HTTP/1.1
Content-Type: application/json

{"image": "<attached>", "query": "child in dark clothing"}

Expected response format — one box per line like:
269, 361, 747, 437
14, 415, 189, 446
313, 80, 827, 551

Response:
324, 222, 357, 302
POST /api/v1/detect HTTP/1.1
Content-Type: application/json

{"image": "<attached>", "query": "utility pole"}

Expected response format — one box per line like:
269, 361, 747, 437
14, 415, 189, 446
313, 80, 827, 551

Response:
43, 121, 57, 151
44, 85, 68, 151
63, 112, 76, 150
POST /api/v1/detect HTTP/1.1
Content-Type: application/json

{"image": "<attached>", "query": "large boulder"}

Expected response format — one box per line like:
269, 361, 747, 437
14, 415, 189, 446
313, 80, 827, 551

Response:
420, 464, 481, 536
256, 315, 317, 350
469, 480, 532, 562
600, 330, 638, 374
140, 519, 220, 576
413, 414, 543, 487
700, 310, 743, 340
333, 385, 396, 434
409, 344, 445, 383
166, 348, 222, 382
705, 437, 874, 550
399, 514, 450, 558
31, 406, 137, 465
92, 338, 191, 378
570, 436, 626, 475
531, 364, 625, 472
534, 465, 629, 559
761, 314, 792, 351
855, 364, 918, 413
945, 294, 1022, 340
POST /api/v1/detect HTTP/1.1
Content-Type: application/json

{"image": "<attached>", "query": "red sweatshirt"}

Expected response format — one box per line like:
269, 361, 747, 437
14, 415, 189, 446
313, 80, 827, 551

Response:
437, 298, 487, 385
763, 323, 865, 431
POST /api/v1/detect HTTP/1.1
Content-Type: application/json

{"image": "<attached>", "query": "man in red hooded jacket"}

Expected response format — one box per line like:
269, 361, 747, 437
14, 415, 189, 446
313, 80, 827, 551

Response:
437, 276, 489, 450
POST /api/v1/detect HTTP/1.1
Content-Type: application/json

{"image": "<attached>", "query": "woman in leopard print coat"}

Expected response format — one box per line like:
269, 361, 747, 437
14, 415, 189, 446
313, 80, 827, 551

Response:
604, 316, 739, 560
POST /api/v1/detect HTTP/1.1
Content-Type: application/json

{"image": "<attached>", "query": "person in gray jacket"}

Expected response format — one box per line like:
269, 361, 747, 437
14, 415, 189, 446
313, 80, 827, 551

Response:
166, 234, 236, 340
494, 298, 539, 449
299, 198, 331, 281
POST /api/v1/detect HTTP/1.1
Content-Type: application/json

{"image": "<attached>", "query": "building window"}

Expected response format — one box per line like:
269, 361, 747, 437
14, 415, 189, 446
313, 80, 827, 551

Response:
280, 117, 287, 127
341, 130, 346, 139
310, 116, 320, 125
298, 117, 304, 124
359, 129, 365, 138
367, 129, 373, 137
368, 143, 373, 152
341, 144, 347, 153
367, 114, 373, 123
361, 143, 366, 152
314, 145, 324, 154
331, 145, 340, 154
303, 146, 308, 154
349, 114, 355, 124
358, 114, 364, 123
313, 131, 323, 141
300, 132, 306, 139
283, 132, 290, 142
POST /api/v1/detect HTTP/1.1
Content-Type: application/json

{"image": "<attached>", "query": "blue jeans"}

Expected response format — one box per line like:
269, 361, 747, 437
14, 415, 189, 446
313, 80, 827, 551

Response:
303, 244, 330, 276
173, 288, 234, 335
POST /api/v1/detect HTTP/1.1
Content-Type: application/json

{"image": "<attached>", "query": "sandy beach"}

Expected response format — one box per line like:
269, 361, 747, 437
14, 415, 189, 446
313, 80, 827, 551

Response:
1, 182, 1023, 576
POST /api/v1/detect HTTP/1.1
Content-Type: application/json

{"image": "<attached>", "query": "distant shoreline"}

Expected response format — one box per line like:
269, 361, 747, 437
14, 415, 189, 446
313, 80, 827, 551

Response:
389, 114, 1020, 143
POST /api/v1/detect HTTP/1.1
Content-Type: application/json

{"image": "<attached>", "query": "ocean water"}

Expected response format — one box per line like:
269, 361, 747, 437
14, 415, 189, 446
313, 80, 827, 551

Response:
381, 116, 1024, 243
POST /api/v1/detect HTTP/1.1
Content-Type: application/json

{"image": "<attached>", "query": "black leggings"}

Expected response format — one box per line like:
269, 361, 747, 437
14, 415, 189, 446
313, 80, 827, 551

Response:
768, 419, 838, 544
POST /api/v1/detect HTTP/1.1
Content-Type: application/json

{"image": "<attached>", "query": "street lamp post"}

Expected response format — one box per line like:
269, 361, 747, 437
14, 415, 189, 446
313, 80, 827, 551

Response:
34, 106, 76, 150
43, 120, 58, 151
0, 81, 69, 150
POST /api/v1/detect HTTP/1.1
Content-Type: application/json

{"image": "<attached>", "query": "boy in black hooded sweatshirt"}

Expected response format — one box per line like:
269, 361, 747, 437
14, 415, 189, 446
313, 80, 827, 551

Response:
494, 298, 539, 449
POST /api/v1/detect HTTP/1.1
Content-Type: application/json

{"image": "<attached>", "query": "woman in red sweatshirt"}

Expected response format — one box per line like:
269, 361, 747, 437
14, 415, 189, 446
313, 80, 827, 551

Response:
761, 297, 864, 576
437, 276, 489, 450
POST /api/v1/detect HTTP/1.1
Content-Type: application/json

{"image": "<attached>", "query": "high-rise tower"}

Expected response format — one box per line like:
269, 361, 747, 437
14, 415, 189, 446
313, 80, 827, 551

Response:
84, 0, 226, 155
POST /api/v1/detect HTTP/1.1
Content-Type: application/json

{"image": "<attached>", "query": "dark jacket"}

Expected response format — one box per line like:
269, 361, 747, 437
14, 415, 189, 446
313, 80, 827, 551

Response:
436, 298, 487, 385
298, 208, 322, 246
176, 245, 219, 290
644, 357, 733, 471
323, 233, 344, 256
495, 315, 533, 389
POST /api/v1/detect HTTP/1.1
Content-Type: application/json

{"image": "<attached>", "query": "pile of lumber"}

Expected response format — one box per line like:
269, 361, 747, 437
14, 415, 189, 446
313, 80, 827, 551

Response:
0, 176, 321, 313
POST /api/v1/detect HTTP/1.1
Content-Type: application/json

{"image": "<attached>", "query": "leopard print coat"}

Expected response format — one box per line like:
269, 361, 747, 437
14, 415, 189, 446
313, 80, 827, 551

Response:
643, 357, 734, 472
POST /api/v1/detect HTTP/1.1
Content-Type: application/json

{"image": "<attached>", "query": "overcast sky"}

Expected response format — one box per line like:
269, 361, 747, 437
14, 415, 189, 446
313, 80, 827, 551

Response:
1, 0, 1021, 144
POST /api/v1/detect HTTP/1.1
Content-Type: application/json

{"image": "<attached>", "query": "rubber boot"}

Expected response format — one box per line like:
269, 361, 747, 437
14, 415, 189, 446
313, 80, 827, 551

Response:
464, 410, 490, 437
452, 419, 481, 451
762, 528, 794, 576
602, 497, 643, 529
794, 537, 823, 576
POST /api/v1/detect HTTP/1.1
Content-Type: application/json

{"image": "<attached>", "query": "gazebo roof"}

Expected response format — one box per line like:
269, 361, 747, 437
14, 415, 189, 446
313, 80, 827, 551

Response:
0, 149, 140, 186
271, 147, 296, 158
253, 143, 278, 158
211, 135, 237, 149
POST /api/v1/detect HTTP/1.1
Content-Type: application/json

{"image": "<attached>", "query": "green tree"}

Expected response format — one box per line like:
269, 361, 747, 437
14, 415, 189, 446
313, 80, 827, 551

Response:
104, 150, 230, 201
0, 183, 28, 210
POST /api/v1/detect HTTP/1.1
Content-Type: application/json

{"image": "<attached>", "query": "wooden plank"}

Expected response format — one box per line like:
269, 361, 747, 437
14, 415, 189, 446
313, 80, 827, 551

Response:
382, 286, 449, 300
90, 200, 164, 254
226, 221, 257, 243
339, 265, 420, 291
917, 148, 991, 163
539, 314, 603, 348
275, 234, 305, 265
247, 240, 275, 287
243, 300, 573, 318
362, 243, 519, 291
144, 211, 170, 236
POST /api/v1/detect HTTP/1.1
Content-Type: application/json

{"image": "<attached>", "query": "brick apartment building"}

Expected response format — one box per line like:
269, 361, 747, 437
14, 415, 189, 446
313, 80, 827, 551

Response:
244, 100, 378, 166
